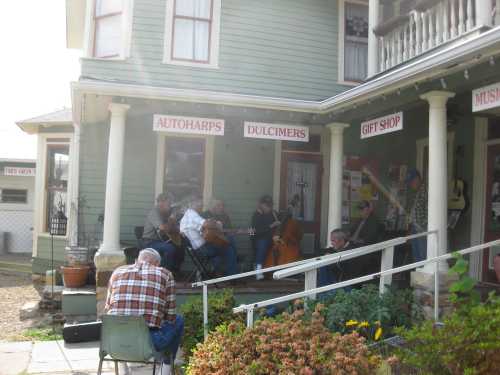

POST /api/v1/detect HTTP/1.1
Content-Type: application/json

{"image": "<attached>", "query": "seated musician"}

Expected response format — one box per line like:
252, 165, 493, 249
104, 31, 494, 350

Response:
317, 229, 354, 289
142, 193, 184, 272
180, 197, 238, 276
203, 198, 237, 250
251, 195, 281, 280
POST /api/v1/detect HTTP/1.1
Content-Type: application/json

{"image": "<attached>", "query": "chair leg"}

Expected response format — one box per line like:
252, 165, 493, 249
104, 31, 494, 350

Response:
114, 360, 119, 375
153, 360, 156, 375
97, 358, 103, 375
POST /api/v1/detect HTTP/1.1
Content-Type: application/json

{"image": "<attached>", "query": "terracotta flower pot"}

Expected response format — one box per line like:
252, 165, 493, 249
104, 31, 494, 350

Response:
61, 265, 90, 288
494, 255, 500, 283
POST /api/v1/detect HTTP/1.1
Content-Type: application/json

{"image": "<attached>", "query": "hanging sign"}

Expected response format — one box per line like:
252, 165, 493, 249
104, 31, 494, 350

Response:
153, 114, 225, 136
243, 122, 309, 142
472, 82, 500, 112
360, 112, 403, 139
3, 166, 36, 177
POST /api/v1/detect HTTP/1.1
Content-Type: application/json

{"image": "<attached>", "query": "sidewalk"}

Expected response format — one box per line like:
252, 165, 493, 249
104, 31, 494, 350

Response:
0, 340, 161, 375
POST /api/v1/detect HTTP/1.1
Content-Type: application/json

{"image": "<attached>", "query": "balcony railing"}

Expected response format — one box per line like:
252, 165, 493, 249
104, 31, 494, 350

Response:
375, 0, 500, 73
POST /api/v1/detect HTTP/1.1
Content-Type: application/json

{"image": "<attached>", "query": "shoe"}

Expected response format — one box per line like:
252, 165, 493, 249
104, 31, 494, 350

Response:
256, 264, 264, 280
161, 363, 172, 375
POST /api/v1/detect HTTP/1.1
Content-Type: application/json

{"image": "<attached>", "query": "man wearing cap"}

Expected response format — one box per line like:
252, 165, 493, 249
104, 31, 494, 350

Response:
406, 169, 428, 262
350, 200, 382, 246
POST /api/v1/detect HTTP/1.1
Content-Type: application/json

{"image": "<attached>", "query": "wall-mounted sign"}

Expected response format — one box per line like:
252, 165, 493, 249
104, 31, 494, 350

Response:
153, 114, 225, 136
244, 122, 309, 142
360, 112, 403, 139
3, 167, 36, 177
472, 82, 500, 112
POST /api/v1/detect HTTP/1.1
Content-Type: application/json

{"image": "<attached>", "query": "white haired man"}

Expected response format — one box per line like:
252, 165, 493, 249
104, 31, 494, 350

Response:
105, 248, 184, 375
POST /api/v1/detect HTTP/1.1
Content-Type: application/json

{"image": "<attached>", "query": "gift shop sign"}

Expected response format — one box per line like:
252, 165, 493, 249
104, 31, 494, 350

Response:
360, 112, 403, 139
472, 82, 500, 112
3, 167, 36, 177
244, 122, 309, 142
153, 114, 225, 136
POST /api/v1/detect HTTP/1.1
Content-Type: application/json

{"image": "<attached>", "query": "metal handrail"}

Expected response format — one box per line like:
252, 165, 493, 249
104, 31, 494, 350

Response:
235, 237, 500, 328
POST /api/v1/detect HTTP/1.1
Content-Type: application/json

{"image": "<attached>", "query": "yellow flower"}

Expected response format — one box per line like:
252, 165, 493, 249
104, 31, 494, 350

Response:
345, 320, 358, 327
374, 327, 383, 341
358, 321, 370, 328
374, 320, 381, 326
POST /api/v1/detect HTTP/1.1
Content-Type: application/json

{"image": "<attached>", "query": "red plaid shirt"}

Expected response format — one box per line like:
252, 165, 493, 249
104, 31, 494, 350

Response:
105, 261, 176, 327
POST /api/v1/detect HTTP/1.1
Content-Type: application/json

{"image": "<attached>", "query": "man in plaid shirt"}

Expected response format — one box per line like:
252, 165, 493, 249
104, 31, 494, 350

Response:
105, 248, 184, 375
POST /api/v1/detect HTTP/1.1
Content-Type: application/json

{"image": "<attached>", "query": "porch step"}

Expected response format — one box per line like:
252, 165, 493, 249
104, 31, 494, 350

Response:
62, 286, 97, 321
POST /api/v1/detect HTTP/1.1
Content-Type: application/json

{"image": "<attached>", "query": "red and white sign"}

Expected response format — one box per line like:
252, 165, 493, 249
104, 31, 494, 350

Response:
472, 82, 500, 112
243, 122, 309, 142
3, 166, 36, 177
360, 112, 403, 139
153, 114, 225, 136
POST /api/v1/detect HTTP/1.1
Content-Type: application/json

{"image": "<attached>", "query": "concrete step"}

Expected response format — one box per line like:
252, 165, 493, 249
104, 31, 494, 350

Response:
62, 286, 97, 319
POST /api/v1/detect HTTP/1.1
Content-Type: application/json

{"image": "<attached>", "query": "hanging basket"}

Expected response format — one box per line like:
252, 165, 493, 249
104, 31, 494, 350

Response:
61, 265, 90, 288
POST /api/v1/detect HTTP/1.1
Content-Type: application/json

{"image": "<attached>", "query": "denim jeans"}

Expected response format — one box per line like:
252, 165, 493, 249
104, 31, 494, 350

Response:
199, 242, 239, 276
410, 225, 427, 262
149, 315, 184, 364
146, 240, 178, 270
254, 238, 272, 265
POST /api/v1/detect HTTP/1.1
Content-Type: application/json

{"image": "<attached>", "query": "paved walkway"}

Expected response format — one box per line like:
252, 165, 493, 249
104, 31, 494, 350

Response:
0, 340, 160, 375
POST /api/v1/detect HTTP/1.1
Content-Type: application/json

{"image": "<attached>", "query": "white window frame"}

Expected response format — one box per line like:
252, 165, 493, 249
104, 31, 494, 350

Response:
83, 0, 134, 60
162, 0, 222, 68
338, 0, 369, 86
155, 133, 215, 207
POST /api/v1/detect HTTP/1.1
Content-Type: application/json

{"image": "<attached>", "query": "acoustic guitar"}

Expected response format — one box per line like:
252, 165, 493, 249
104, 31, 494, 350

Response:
448, 146, 467, 212
202, 219, 255, 248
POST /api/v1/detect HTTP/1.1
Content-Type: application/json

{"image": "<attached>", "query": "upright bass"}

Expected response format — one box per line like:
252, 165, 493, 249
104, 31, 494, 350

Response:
263, 210, 302, 268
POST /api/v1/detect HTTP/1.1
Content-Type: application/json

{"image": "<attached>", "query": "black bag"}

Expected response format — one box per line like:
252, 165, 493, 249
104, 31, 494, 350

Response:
63, 321, 102, 343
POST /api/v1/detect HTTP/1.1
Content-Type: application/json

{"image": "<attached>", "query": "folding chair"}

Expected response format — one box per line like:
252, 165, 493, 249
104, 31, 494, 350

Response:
182, 236, 216, 282
98, 315, 175, 375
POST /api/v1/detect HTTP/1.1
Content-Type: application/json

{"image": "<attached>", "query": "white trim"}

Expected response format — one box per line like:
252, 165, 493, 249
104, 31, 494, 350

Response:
416, 132, 455, 183
470, 117, 488, 280
154, 132, 214, 207
162, 0, 221, 69
84, 0, 134, 60
338, 0, 369, 85
68, 125, 81, 247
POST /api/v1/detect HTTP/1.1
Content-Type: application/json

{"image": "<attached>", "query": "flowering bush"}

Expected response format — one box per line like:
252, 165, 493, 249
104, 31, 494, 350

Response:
186, 305, 380, 375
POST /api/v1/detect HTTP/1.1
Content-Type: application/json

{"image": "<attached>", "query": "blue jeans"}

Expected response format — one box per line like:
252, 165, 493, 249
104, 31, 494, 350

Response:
146, 240, 177, 270
199, 243, 238, 276
254, 238, 272, 265
149, 315, 184, 364
410, 226, 427, 262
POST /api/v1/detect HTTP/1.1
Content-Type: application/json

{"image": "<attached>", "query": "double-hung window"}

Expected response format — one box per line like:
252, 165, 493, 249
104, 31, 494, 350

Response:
341, 1, 369, 83
93, 0, 124, 58
164, 0, 221, 67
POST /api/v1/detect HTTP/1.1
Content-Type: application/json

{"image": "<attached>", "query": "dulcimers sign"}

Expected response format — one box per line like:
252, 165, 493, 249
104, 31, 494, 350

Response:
360, 112, 403, 139
153, 114, 225, 136
244, 122, 309, 142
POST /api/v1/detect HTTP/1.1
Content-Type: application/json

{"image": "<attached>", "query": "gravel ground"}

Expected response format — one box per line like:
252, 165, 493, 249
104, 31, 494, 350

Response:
0, 270, 44, 341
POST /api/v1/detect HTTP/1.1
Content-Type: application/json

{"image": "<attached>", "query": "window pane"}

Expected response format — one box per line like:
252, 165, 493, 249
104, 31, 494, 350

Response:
46, 146, 69, 232
0, 189, 28, 204
95, 15, 122, 58
164, 138, 205, 204
287, 162, 318, 222
344, 40, 368, 82
194, 21, 209, 61
345, 3, 368, 38
194, 0, 211, 18
173, 18, 194, 60
176, 0, 195, 17
96, 0, 123, 16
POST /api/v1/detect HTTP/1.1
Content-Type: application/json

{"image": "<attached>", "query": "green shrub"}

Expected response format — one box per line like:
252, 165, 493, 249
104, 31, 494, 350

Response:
179, 288, 241, 357
186, 305, 381, 375
304, 285, 423, 342
395, 292, 500, 375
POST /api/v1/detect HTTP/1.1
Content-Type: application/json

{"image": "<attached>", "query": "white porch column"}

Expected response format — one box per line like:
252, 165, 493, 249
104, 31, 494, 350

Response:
326, 123, 349, 243
420, 91, 454, 272
476, 0, 493, 28
98, 103, 130, 254
368, 0, 380, 77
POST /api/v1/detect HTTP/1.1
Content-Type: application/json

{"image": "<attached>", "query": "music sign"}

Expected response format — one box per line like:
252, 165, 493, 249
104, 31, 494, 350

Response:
360, 112, 403, 139
3, 166, 36, 177
153, 114, 225, 136
472, 81, 500, 112
244, 122, 309, 142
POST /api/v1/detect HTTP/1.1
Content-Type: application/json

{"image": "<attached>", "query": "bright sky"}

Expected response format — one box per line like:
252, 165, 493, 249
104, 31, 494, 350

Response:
0, 0, 80, 160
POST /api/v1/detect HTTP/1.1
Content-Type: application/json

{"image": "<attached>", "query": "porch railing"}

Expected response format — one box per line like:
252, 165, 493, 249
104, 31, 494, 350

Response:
193, 231, 435, 337
235, 236, 500, 329
376, 0, 499, 73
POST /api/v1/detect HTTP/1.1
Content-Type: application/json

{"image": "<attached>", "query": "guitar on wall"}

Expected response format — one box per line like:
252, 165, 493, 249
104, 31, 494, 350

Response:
448, 146, 468, 213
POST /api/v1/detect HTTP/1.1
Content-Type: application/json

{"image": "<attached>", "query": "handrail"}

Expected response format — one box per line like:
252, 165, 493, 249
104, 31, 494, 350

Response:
234, 238, 500, 328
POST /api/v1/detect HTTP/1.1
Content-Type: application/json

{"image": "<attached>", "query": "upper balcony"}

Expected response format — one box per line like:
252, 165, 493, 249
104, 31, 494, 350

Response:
369, 0, 500, 76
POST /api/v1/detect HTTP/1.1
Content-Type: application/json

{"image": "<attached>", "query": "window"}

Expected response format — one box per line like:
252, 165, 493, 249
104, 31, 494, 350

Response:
0, 189, 28, 204
163, 137, 205, 204
164, 0, 221, 67
93, 0, 124, 58
44, 143, 70, 234
341, 1, 369, 83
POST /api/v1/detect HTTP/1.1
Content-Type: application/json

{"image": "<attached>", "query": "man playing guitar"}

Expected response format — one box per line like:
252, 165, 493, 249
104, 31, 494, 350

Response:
142, 193, 185, 273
